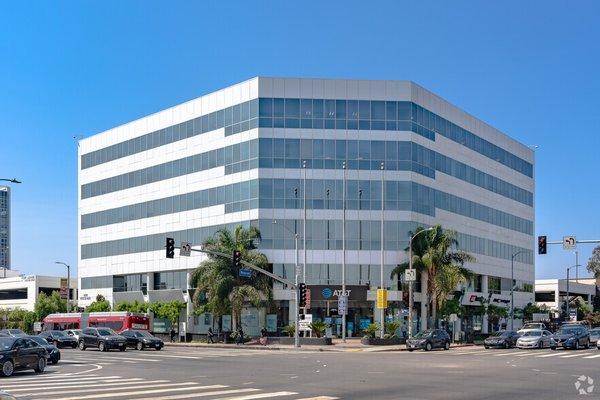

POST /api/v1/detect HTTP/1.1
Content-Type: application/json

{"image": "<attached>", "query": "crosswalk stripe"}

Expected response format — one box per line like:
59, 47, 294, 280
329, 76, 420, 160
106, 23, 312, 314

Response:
214, 392, 297, 400
536, 352, 563, 358
139, 388, 261, 400
6, 378, 154, 392
561, 352, 593, 358
1, 377, 141, 389
514, 352, 549, 357
492, 352, 517, 356
52, 384, 228, 400
0, 374, 107, 383
296, 397, 340, 400
582, 354, 600, 359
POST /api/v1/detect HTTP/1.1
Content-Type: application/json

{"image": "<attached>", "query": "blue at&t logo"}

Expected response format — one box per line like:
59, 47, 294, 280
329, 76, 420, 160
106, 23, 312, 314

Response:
322, 288, 333, 299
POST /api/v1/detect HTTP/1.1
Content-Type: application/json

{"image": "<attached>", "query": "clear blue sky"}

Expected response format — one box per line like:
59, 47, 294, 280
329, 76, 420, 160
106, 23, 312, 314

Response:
1, 1, 599, 279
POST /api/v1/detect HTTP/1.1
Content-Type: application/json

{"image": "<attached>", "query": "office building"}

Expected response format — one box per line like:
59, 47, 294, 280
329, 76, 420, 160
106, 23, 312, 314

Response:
78, 77, 535, 337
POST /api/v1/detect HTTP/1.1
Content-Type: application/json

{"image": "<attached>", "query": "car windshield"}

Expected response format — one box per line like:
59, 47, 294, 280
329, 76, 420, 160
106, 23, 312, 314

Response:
138, 331, 154, 338
0, 338, 16, 350
8, 330, 24, 335
31, 337, 49, 346
413, 330, 433, 339
70, 330, 81, 334
558, 328, 578, 335
50, 331, 66, 337
491, 331, 511, 337
590, 329, 600, 335
521, 331, 542, 337
97, 329, 116, 336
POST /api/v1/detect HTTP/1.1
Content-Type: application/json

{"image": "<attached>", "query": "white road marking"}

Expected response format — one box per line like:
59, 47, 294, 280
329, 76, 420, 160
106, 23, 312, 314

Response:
582, 354, 600, 359
0, 374, 108, 383
6, 378, 154, 392
536, 353, 563, 358
296, 397, 339, 400
139, 388, 261, 400
54, 384, 228, 400
561, 352, 593, 358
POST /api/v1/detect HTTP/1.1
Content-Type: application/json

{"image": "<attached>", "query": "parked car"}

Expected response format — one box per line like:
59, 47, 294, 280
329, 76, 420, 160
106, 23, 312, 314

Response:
0, 337, 48, 377
64, 329, 82, 341
28, 336, 60, 365
39, 330, 77, 348
406, 329, 451, 351
589, 328, 600, 346
78, 327, 127, 352
516, 329, 555, 349
0, 329, 27, 338
552, 325, 590, 350
120, 329, 164, 351
483, 330, 520, 349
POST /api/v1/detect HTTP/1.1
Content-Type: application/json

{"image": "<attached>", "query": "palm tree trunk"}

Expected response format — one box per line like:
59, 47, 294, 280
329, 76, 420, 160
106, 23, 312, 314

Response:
431, 292, 437, 328
420, 270, 428, 331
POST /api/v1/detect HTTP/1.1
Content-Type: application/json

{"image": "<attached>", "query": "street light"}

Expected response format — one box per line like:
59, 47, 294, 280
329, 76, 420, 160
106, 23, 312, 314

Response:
510, 250, 526, 331
272, 220, 300, 348
55, 262, 71, 313
0, 179, 21, 184
407, 227, 435, 338
565, 264, 582, 320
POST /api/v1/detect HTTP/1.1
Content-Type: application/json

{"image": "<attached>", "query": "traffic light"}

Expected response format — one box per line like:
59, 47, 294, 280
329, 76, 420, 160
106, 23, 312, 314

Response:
232, 250, 242, 269
538, 235, 547, 255
298, 283, 307, 307
166, 237, 175, 259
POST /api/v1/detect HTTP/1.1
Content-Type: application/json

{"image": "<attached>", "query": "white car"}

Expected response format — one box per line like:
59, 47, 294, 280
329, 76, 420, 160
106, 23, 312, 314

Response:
516, 329, 555, 349
64, 329, 82, 341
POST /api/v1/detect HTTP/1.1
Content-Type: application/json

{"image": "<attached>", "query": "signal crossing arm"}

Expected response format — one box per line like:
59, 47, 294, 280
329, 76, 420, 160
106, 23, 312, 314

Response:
170, 244, 297, 289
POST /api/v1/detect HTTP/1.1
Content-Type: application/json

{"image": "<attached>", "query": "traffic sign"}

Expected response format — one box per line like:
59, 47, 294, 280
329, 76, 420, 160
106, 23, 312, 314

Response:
563, 236, 577, 250
338, 295, 348, 315
305, 288, 311, 310
180, 242, 191, 257
376, 288, 388, 309
239, 268, 252, 278
405, 269, 417, 282
299, 313, 312, 331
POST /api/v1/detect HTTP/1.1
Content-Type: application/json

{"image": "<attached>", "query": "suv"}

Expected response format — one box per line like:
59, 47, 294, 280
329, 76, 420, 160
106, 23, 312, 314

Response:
553, 325, 590, 350
120, 329, 164, 351
406, 329, 451, 351
78, 328, 127, 352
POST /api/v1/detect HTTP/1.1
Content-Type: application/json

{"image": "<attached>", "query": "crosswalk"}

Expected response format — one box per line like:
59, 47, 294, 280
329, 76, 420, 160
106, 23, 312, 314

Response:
0, 372, 338, 400
442, 347, 600, 360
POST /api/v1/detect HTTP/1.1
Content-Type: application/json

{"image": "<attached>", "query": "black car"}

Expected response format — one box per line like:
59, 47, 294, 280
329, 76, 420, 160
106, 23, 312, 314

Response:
28, 336, 60, 365
406, 329, 451, 351
39, 330, 78, 349
484, 330, 520, 349
120, 329, 164, 351
552, 325, 590, 350
0, 337, 48, 377
0, 329, 27, 338
78, 327, 127, 352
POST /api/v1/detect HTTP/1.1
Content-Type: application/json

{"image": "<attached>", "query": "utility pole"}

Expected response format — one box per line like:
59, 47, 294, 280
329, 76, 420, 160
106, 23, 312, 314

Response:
407, 227, 434, 338
379, 162, 385, 339
510, 250, 525, 331
302, 160, 307, 284
55, 261, 71, 313
341, 161, 347, 342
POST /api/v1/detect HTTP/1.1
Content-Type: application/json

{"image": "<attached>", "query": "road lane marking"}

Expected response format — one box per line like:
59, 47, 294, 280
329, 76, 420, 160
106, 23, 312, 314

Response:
582, 354, 600, 359
561, 352, 592, 358
140, 388, 261, 399
54, 384, 228, 400
0, 374, 107, 383
214, 392, 297, 400
5, 378, 149, 391
296, 397, 340, 400
536, 352, 563, 358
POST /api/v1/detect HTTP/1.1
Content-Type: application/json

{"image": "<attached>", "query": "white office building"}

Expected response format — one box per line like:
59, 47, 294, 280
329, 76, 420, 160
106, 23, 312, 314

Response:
78, 77, 534, 337
0, 270, 77, 312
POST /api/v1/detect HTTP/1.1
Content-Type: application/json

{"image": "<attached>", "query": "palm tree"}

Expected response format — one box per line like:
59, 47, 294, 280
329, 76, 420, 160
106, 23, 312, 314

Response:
391, 225, 475, 328
189, 225, 272, 330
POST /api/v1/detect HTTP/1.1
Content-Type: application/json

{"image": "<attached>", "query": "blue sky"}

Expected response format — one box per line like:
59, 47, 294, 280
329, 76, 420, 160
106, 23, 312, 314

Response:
0, 1, 598, 279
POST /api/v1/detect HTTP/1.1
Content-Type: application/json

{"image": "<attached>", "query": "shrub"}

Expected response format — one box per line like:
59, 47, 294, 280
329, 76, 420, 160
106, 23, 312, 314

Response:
363, 323, 380, 339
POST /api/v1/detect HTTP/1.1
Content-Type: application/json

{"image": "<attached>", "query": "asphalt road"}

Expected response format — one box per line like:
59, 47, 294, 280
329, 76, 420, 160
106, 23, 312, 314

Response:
1, 345, 599, 399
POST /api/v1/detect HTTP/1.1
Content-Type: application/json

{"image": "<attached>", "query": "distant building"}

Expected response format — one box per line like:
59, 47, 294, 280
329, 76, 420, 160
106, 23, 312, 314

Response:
0, 186, 9, 270
0, 271, 77, 311
535, 279, 596, 317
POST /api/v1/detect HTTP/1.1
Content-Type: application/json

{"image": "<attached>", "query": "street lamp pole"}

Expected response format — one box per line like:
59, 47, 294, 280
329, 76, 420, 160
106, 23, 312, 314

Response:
55, 261, 71, 313
407, 227, 434, 339
0, 179, 22, 184
379, 162, 385, 339
565, 264, 581, 320
341, 161, 347, 342
510, 250, 525, 331
273, 221, 301, 348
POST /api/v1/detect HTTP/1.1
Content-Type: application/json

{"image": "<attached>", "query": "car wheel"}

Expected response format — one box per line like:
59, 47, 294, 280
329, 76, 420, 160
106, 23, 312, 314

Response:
444, 342, 450, 350
505, 342, 510, 349
538, 341, 543, 349
484, 345, 489, 349
551, 346, 557, 350
155, 346, 162, 351
0, 360, 14, 377
51, 358, 59, 365
71, 343, 77, 349
136, 342, 144, 351
575, 341, 580, 350
119, 346, 126, 352
425, 342, 432, 351
408, 349, 414, 352
79, 341, 86, 351
585, 340, 590, 349
34, 356, 46, 373
98, 342, 106, 352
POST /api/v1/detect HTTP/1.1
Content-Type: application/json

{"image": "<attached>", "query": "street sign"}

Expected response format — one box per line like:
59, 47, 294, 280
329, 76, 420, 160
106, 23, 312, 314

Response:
563, 236, 577, 250
569, 308, 577, 321
299, 313, 312, 331
338, 295, 348, 315
239, 268, 252, 278
376, 288, 388, 309
305, 288, 311, 310
405, 269, 417, 282
449, 313, 458, 322
60, 278, 68, 299
180, 242, 192, 256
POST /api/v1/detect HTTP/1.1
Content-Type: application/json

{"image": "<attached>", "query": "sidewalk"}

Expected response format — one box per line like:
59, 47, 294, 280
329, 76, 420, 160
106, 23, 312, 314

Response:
166, 338, 475, 353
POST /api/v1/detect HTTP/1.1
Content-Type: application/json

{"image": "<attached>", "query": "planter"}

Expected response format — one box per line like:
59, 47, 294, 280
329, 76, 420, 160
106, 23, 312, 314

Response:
278, 337, 333, 346
361, 337, 406, 346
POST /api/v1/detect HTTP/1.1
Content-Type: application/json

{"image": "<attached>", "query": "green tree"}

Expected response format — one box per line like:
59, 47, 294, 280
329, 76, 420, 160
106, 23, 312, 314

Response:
114, 300, 149, 313
390, 225, 475, 328
189, 225, 272, 329
150, 300, 187, 326
7, 308, 37, 333
308, 321, 327, 338
486, 304, 509, 328
522, 302, 548, 321
85, 294, 111, 312
439, 298, 464, 321
586, 245, 600, 278
34, 291, 67, 321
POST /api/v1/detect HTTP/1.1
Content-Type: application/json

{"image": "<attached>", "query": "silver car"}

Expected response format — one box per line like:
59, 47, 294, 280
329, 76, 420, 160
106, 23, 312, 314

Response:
589, 328, 600, 346
64, 329, 82, 341
516, 329, 556, 349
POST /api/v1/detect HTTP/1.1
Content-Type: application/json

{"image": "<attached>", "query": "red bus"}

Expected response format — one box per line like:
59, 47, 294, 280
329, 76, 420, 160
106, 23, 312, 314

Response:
43, 312, 149, 333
